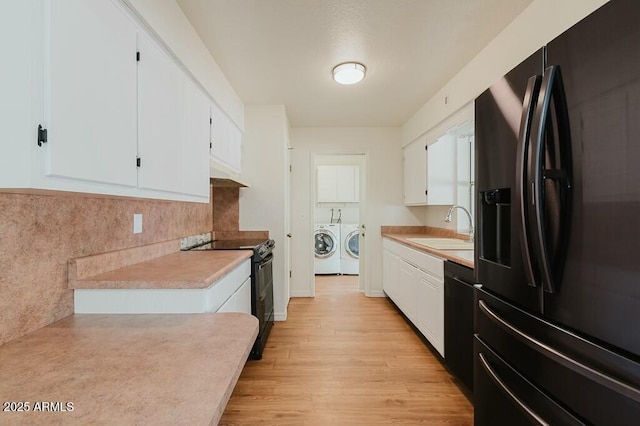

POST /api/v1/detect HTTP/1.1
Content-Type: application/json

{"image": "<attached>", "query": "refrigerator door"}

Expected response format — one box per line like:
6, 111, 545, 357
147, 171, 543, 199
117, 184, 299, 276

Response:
475, 50, 544, 312
543, 0, 640, 357
475, 288, 640, 425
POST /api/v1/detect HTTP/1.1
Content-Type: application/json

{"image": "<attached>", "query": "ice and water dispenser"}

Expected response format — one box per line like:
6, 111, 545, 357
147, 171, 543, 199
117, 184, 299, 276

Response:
478, 188, 511, 266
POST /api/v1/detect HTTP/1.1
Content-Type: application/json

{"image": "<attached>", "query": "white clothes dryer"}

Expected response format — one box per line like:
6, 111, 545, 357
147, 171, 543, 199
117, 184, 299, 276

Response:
340, 224, 360, 275
314, 224, 341, 274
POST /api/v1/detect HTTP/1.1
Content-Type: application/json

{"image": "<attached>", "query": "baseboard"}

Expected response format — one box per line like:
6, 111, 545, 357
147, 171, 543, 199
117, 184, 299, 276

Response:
366, 290, 386, 297
274, 312, 287, 321
290, 290, 313, 297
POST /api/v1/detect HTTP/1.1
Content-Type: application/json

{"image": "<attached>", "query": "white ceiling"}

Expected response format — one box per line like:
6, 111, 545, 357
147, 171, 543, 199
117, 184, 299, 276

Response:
177, 0, 533, 127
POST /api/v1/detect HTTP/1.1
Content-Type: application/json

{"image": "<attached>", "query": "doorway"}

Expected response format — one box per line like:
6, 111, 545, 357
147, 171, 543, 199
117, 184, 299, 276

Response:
311, 153, 366, 295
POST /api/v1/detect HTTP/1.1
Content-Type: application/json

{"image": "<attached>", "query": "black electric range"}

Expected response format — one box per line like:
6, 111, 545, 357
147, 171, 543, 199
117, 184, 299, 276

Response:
185, 238, 275, 359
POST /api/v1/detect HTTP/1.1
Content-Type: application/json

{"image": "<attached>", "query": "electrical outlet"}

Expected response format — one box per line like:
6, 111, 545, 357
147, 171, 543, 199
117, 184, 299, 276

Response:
133, 214, 143, 234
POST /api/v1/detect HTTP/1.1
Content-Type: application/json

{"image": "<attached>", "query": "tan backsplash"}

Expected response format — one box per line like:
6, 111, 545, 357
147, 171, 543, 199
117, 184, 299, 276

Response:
0, 189, 213, 346
212, 187, 239, 231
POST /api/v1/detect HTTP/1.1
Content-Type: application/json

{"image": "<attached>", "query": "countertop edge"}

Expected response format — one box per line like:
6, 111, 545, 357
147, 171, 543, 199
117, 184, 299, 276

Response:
382, 233, 474, 269
69, 251, 253, 290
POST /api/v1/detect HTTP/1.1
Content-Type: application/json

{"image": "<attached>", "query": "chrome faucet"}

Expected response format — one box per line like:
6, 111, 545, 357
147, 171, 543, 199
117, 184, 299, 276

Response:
445, 205, 474, 243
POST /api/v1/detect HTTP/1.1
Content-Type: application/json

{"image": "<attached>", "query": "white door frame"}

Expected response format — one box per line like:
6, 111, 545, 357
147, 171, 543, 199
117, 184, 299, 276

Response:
309, 150, 368, 296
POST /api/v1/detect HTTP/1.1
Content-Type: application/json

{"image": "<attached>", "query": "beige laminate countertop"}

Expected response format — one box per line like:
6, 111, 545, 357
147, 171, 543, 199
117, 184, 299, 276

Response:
383, 233, 474, 268
69, 250, 252, 289
0, 313, 258, 426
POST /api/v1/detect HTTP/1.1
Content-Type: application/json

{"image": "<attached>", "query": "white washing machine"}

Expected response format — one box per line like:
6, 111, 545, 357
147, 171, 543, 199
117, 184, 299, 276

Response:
340, 224, 360, 275
314, 224, 341, 274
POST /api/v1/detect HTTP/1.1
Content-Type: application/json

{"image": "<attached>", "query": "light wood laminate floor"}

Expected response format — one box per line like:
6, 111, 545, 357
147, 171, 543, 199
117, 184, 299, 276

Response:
220, 275, 473, 425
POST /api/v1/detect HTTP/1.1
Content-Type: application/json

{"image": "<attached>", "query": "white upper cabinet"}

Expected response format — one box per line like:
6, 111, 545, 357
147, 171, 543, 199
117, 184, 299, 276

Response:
137, 31, 184, 194
426, 132, 456, 205
0, 0, 217, 202
403, 138, 427, 205
210, 102, 242, 174
138, 31, 211, 198
403, 103, 473, 208
336, 165, 359, 202
403, 133, 455, 206
47, 0, 138, 187
182, 79, 211, 197
0, 1, 40, 188
316, 165, 359, 203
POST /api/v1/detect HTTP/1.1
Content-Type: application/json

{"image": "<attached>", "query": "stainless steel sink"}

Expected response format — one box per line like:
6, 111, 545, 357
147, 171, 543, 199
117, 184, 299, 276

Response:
407, 237, 474, 250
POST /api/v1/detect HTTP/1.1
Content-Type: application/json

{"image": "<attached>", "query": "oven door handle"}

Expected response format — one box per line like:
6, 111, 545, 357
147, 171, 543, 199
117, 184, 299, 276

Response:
258, 253, 274, 268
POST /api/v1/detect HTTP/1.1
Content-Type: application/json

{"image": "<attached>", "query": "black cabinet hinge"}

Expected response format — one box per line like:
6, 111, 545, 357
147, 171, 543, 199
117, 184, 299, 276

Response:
425, 190, 428, 196
136, 157, 141, 167
136, 51, 140, 62
37, 125, 47, 147
209, 142, 212, 149
210, 118, 212, 124
425, 145, 428, 150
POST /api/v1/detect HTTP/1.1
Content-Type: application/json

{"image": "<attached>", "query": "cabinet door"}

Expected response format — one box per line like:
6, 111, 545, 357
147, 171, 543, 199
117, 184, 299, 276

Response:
426, 132, 456, 205
336, 166, 359, 202
317, 165, 359, 203
210, 102, 229, 166
403, 139, 427, 205
47, 0, 138, 187
137, 31, 183, 193
383, 249, 400, 302
316, 165, 337, 202
217, 277, 251, 314
0, 1, 39, 187
415, 269, 444, 357
227, 124, 242, 173
398, 259, 418, 323
181, 79, 210, 197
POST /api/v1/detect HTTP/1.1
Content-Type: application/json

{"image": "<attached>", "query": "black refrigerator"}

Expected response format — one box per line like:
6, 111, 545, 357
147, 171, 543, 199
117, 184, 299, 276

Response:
474, 0, 640, 424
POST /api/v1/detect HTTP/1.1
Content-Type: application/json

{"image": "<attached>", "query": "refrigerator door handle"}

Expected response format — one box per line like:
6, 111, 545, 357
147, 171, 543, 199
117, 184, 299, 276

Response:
527, 65, 573, 293
516, 75, 542, 288
479, 300, 640, 403
478, 352, 549, 426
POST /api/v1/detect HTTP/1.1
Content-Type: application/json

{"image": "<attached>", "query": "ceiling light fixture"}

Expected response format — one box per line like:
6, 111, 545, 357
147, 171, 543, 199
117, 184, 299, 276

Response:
332, 62, 366, 85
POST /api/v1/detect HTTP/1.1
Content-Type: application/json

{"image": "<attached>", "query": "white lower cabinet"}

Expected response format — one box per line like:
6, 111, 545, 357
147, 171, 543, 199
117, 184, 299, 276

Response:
217, 277, 251, 315
382, 238, 444, 357
74, 259, 251, 314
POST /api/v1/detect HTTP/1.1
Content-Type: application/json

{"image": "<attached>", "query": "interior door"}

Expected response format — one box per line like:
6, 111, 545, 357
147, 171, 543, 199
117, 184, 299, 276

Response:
544, 0, 640, 357
357, 155, 367, 292
284, 135, 291, 308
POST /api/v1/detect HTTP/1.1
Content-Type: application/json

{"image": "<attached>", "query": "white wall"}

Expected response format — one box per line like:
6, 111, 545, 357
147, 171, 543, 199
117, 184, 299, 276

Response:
125, 0, 244, 130
315, 206, 359, 225
402, 0, 609, 146
240, 105, 290, 320
290, 127, 424, 297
